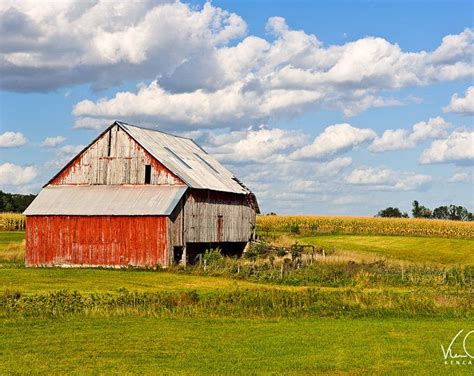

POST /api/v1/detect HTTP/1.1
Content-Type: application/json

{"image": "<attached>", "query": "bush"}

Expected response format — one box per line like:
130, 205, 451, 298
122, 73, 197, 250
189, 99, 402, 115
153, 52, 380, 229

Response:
203, 248, 224, 268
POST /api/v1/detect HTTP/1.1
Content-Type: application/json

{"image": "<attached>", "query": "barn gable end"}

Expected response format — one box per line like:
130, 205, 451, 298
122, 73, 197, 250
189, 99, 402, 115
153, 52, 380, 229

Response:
49, 123, 183, 186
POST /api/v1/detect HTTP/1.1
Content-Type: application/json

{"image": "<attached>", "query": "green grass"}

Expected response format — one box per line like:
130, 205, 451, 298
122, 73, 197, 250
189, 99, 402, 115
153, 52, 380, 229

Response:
1, 316, 472, 375
299, 234, 474, 265
0, 231, 24, 245
0, 268, 297, 295
1, 230, 472, 374
0, 231, 25, 264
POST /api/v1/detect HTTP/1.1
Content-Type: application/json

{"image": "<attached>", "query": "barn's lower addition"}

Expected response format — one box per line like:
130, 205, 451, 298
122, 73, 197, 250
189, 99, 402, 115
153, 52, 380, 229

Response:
25, 216, 169, 268
25, 216, 249, 268
183, 242, 247, 264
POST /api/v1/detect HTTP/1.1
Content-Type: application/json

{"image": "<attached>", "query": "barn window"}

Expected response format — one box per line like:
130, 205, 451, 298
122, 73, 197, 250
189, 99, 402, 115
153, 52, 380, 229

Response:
144, 164, 151, 184
107, 130, 112, 156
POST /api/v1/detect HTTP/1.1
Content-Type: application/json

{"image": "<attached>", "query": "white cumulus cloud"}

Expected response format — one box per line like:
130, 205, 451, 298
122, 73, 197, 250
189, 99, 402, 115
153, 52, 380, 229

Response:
290, 123, 376, 160
448, 172, 472, 183
369, 116, 451, 152
204, 126, 307, 164
1, 1, 246, 92
419, 130, 474, 165
443, 86, 474, 115
0, 162, 37, 185
41, 135, 66, 147
0, 131, 27, 148
345, 167, 432, 191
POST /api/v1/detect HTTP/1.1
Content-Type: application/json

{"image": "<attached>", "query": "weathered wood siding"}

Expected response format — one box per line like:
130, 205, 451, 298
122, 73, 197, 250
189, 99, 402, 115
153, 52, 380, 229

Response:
50, 124, 183, 185
26, 216, 169, 267
183, 190, 256, 243
169, 199, 184, 247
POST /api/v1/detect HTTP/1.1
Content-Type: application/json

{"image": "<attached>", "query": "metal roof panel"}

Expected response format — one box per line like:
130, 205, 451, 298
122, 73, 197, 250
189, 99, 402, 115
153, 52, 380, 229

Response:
118, 122, 248, 194
24, 185, 187, 216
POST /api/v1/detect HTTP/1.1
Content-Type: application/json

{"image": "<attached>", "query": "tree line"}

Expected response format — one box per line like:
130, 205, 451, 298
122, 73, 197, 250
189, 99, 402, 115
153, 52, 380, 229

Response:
0, 190, 36, 213
377, 200, 473, 221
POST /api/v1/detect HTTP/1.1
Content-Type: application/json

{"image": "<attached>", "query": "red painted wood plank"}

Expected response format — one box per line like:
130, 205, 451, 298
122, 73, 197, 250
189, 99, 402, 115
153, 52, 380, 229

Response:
25, 216, 169, 268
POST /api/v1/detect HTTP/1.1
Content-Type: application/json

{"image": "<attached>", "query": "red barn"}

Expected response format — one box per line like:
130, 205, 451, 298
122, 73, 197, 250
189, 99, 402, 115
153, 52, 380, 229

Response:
24, 121, 258, 268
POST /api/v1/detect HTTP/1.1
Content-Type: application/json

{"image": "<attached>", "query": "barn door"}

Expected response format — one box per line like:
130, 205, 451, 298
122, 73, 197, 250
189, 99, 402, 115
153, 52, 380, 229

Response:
217, 215, 224, 242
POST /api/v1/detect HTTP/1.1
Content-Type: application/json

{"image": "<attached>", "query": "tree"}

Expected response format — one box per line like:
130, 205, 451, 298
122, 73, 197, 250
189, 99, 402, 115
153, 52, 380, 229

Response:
376, 207, 408, 218
412, 200, 432, 218
447, 205, 472, 221
432, 206, 449, 219
432, 205, 473, 221
0, 190, 36, 213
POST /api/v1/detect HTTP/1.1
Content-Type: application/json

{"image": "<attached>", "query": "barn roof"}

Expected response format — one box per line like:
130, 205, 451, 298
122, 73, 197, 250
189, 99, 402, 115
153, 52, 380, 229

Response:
23, 185, 187, 216
116, 121, 249, 195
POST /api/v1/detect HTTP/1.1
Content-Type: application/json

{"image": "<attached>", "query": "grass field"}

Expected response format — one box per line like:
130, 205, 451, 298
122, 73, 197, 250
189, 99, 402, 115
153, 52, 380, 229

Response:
1, 317, 472, 375
299, 235, 474, 265
1, 225, 473, 375
0, 267, 297, 294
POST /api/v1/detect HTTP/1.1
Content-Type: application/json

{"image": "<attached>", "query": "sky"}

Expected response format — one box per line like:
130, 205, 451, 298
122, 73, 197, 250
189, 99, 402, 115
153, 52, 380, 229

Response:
0, 0, 473, 215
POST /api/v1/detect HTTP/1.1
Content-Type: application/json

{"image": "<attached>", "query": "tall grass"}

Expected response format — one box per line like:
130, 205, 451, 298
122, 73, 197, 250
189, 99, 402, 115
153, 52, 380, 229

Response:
257, 215, 473, 239
0, 213, 25, 231
1, 288, 471, 319
179, 255, 473, 289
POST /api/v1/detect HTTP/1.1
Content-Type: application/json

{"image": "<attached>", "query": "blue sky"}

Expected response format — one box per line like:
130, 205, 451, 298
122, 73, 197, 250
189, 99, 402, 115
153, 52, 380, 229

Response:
0, 0, 473, 215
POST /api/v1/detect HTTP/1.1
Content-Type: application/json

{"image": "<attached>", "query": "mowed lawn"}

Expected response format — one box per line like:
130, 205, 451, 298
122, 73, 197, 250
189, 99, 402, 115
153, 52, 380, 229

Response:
0, 267, 300, 294
299, 235, 474, 265
1, 316, 471, 375
0, 231, 24, 245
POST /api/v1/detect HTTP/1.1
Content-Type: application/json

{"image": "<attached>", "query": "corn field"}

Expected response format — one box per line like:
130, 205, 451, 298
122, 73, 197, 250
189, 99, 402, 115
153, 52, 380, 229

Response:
257, 215, 473, 239
0, 213, 26, 231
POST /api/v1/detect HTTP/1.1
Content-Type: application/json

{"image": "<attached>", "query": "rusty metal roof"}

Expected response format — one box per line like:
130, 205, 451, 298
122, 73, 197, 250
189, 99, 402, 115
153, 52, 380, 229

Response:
24, 185, 187, 216
117, 121, 249, 195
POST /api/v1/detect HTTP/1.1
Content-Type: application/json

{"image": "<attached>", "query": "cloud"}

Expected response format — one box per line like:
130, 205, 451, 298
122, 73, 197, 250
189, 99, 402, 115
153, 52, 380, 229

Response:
290, 123, 375, 160
345, 167, 432, 191
314, 157, 353, 176
369, 116, 451, 152
204, 125, 307, 164
46, 144, 85, 169
0, 162, 37, 185
0, 131, 27, 148
72, 80, 322, 130
443, 86, 474, 115
71, 22, 473, 128
419, 130, 474, 165
2, 1, 468, 127
448, 172, 472, 183
41, 135, 66, 147
0, 1, 246, 92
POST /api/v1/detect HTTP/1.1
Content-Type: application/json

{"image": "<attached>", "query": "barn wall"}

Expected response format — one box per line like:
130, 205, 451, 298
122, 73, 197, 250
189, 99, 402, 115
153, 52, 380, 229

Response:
50, 124, 183, 186
183, 190, 256, 243
169, 199, 184, 248
26, 216, 169, 267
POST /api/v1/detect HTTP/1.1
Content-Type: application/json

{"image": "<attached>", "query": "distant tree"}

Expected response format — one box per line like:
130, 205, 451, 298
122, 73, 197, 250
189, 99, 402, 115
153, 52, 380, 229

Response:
447, 205, 472, 221
432, 206, 449, 220
0, 190, 36, 213
376, 207, 408, 218
417, 202, 473, 221
412, 200, 432, 218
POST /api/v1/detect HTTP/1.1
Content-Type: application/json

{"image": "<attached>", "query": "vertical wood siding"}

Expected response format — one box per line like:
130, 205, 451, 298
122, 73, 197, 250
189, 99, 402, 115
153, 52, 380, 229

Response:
183, 190, 256, 243
26, 216, 169, 267
50, 125, 183, 186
